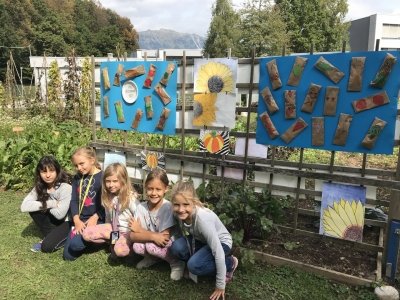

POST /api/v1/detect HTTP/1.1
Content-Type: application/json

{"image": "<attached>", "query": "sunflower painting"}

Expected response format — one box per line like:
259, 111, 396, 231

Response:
319, 182, 366, 242
193, 58, 237, 128
192, 93, 217, 126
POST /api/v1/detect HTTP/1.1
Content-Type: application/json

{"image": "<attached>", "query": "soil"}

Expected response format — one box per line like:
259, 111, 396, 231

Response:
246, 209, 380, 281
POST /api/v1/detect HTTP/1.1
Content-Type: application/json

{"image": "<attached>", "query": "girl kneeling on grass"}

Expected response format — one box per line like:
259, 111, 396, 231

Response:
63, 146, 105, 261
170, 181, 238, 300
21, 155, 72, 253
82, 163, 139, 257
129, 169, 185, 280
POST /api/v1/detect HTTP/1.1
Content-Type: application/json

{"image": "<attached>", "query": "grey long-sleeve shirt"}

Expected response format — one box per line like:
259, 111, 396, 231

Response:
177, 207, 232, 290
20, 183, 72, 220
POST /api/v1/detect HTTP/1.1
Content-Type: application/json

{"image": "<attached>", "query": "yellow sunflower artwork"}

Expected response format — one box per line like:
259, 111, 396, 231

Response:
194, 61, 235, 94
319, 183, 366, 242
192, 93, 218, 126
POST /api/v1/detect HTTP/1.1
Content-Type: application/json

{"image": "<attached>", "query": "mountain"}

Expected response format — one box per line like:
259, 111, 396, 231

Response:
138, 29, 205, 49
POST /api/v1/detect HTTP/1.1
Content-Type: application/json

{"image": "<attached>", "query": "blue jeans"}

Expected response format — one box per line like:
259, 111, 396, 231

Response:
170, 236, 233, 276
63, 229, 87, 261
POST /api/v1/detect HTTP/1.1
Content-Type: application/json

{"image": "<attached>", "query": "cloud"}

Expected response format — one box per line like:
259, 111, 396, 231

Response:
99, 0, 399, 36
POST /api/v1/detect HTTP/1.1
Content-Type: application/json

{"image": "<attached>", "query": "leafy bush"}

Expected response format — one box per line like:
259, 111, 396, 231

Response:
197, 180, 293, 244
0, 115, 91, 190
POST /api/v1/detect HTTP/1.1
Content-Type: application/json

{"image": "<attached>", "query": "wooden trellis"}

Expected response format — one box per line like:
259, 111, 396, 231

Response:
89, 48, 400, 285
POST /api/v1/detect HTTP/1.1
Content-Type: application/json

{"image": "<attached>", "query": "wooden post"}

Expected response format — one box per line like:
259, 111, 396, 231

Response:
242, 47, 256, 183
91, 55, 96, 142
180, 51, 187, 180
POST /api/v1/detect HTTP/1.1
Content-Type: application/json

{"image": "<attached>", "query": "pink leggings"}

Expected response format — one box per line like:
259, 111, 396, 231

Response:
82, 223, 132, 257
132, 240, 177, 264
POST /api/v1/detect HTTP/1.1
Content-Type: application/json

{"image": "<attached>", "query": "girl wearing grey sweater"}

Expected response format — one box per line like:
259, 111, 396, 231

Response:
21, 156, 72, 252
170, 181, 239, 300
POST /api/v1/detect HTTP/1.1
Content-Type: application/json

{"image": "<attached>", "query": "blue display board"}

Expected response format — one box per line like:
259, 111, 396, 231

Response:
100, 61, 177, 135
256, 51, 400, 154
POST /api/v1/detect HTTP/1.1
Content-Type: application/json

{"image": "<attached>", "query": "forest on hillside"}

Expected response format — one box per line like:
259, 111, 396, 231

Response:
0, 0, 139, 82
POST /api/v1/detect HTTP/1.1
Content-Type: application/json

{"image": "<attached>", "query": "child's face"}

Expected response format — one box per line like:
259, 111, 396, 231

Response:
72, 154, 95, 175
146, 178, 168, 209
173, 194, 194, 224
105, 174, 121, 195
40, 166, 57, 187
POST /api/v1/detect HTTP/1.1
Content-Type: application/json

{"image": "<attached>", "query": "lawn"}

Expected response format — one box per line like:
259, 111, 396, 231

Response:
0, 191, 376, 300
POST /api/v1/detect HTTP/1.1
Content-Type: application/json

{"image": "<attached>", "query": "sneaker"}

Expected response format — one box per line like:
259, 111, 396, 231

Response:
30, 241, 42, 253
136, 255, 160, 269
225, 256, 238, 283
170, 260, 185, 281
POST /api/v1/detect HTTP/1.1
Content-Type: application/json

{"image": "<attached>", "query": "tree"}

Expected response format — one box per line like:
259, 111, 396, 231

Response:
237, 0, 289, 57
79, 57, 92, 124
63, 49, 80, 119
275, 0, 349, 53
203, 0, 240, 58
47, 60, 63, 120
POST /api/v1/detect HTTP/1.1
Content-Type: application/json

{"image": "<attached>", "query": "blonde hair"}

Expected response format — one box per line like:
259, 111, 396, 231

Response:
71, 146, 101, 170
171, 181, 204, 208
101, 163, 135, 211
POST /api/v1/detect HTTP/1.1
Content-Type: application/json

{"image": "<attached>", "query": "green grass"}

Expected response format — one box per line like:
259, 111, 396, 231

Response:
0, 191, 376, 300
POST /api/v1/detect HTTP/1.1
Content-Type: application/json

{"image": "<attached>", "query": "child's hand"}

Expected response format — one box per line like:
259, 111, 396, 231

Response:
209, 288, 225, 300
74, 219, 86, 234
129, 217, 142, 233
152, 232, 170, 247
85, 214, 99, 227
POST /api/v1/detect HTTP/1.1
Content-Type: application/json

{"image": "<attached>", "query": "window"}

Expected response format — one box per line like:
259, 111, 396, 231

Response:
382, 23, 400, 39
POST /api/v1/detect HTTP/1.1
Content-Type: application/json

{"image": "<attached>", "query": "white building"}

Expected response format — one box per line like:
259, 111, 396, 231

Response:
349, 14, 400, 51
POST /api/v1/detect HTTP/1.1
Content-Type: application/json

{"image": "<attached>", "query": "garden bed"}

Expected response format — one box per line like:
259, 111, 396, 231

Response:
246, 227, 379, 282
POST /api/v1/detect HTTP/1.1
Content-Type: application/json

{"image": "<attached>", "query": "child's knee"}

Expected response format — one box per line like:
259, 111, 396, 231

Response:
114, 246, 129, 257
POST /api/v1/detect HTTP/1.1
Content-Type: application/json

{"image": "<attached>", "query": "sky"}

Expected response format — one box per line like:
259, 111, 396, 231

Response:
97, 0, 400, 37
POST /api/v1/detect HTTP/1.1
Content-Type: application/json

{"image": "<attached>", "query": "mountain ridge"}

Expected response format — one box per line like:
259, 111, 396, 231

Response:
138, 29, 205, 49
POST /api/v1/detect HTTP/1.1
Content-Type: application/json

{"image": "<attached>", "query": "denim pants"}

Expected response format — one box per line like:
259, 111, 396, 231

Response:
170, 236, 233, 276
63, 227, 87, 261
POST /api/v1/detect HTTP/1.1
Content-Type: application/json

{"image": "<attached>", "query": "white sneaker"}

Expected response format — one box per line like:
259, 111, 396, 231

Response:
136, 256, 160, 269
170, 260, 185, 281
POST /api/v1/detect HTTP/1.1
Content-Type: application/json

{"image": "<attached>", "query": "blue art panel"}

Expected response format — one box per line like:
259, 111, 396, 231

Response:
256, 51, 400, 154
100, 61, 177, 135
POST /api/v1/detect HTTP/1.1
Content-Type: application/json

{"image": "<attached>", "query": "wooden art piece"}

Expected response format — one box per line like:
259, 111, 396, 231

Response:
114, 101, 125, 123
352, 91, 389, 113
143, 64, 157, 88
155, 83, 171, 105
259, 111, 279, 139
333, 113, 352, 146
284, 90, 296, 119
113, 64, 124, 87
144, 95, 153, 120
323, 86, 339, 116
156, 108, 170, 131
103, 95, 109, 118
347, 57, 365, 92
124, 65, 145, 79
301, 83, 321, 113
280, 118, 308, 144
312, 117, 324, 146
266, 59, 282, 90
160, 63, 175, 86
260, 87, 279, 114
370, 53, 397, 88
287, 56, 308, 86
361, 117, 387, 149
102, 68, 110, 90
314, 56, 344, 83
131, 109, 143, 129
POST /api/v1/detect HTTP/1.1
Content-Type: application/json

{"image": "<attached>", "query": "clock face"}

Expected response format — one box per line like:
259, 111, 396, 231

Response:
122, 80, 138, 104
